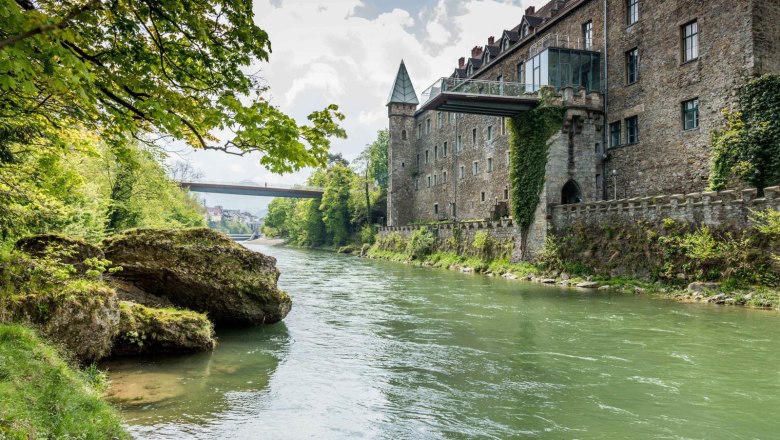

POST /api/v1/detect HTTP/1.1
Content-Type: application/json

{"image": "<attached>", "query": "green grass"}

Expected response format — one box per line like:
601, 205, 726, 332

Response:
0, 324, 129, 439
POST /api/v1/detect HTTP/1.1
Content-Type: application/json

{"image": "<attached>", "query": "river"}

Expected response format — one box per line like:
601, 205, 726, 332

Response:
104, 244, 780, 439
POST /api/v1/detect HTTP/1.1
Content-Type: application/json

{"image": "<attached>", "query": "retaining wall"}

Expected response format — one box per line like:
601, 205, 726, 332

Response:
551, 186, 780, 231
378, 218, 516, 244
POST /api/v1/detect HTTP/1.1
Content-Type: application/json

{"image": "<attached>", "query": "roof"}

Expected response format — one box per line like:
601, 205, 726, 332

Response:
386, 60, 419, 105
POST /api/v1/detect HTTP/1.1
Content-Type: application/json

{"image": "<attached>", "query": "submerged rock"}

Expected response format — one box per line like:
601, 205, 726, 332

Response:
112, 302, 216, 356
103, 228, 291, 326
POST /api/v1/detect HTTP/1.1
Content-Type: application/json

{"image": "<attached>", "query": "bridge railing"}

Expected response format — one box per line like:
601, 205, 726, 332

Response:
179, 180, 324, 192
420, 77, 538, 107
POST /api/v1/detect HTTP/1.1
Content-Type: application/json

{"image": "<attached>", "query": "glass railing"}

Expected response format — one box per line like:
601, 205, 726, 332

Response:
420, 77, 538, 107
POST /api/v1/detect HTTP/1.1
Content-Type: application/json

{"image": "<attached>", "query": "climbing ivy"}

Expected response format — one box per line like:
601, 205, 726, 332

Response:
508, 96, 565, 231
710, 74, 780, 194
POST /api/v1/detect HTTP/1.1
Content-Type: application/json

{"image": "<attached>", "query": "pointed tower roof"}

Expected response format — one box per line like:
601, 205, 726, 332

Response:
386, 60, 419, 106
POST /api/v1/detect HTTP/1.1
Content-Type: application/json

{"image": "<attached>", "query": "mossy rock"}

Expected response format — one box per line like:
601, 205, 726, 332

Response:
0, 253, 120, 362
112, 302, 216, 356
102, 228, 291, 326
15, 234, 104, 274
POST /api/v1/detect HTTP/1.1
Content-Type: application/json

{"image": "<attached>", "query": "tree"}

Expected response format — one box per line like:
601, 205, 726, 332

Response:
0, 0, 346, 172
357, 129, 389, 190
320, 164, 352, 246
710, 74, 780, 194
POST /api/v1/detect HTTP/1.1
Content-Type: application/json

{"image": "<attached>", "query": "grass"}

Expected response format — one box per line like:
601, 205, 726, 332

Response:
0, 323, 129, 439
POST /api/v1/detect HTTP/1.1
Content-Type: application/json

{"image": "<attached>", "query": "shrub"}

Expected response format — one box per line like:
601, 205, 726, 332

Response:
360, 224, 376, 245
406, 228, 436, 260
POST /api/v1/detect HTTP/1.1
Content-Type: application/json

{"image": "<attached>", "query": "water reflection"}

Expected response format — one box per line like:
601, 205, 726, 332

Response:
102, 321, 290, 426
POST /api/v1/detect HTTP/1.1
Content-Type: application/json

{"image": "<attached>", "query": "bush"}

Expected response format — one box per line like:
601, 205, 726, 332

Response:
360, 224, 376, 245
406, 228, 436, 260
374, 232, 406, 253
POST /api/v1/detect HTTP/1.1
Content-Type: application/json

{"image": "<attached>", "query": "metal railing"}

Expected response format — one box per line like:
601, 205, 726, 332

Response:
528, 33, 597, 57
179, 179, 324, 192
420, 77, 539, 107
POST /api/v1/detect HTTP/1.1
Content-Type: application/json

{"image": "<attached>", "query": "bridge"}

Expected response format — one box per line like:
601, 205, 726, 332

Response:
179, 181, 324, 198
419, 78, 540, 117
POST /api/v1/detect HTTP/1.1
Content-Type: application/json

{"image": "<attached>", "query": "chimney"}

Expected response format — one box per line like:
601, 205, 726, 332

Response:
488, 36, 495, 45
458, 57, 465, 68
525, 6, 535, 15
471, 46, 483, 58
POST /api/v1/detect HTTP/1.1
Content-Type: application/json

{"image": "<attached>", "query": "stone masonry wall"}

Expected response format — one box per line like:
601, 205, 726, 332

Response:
551, 186, 780, 232
605, 0, 756, 198
752, 0, 780, 75
378, 218, 516, 247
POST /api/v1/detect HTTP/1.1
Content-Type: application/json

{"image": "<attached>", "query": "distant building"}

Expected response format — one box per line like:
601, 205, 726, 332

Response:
206, 205, 223, 222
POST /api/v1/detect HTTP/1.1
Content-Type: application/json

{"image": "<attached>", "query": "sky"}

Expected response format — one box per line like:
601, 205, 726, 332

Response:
174, 0, 549, 214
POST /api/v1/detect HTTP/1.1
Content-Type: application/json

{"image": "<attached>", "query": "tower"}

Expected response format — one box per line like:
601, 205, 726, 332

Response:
386, 60, 419, 227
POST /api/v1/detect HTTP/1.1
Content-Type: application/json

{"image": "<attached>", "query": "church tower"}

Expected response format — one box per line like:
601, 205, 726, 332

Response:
386, 60, 419, 227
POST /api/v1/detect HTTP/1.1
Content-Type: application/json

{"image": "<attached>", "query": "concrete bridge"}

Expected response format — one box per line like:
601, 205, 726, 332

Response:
179, 181, 324, 198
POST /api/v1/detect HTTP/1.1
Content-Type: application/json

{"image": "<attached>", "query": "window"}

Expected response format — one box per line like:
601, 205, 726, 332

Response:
627, 0, 638, 25
480, 192, 486, 202
433, 174, 437, 185
501, 118, 507, 136
487, 157, 493, 172
426, 118, 431, 134
626, 48, 638, 84
487, 125, 493, 141
472, 161, 479, 175
517, 62, 525, 83
415, 178, 419, 191
457, 135, 462, 151
448, 112, 454, 124
437, 112, 443, 129
502, 38, 510, 51
434, 203, 439, 215
609, 121, 622, 147
521, 23, 529, 38
401, 130, 407, 140
497, 75, 504, 94
425, 150, 429, 164
504, 188, 509, 200
434, 145, 438, 160
582, 21, 593, 50
416, 153, 420, 166
443, 142, 448, 157
625, 116, 638, 144
451, 202, 456, 216
682, 98, 699, 130
427, 175, 431, 188
443, 171, 447, 182
472, 128, 477, 146
417, 124, 421, 139
682, 20, 699, 62
459, 165, 465, 179
506, 150, 510, 167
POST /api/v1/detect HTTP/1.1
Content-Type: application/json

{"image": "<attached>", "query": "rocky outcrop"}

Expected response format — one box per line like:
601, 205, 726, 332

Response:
15, 234, 104, 274
0, 252, 119, 362
112, 302, 216, 356
103, 228, 291, 326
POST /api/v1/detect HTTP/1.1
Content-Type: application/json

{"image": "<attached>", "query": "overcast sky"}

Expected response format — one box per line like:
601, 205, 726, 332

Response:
177, 0, 548, 214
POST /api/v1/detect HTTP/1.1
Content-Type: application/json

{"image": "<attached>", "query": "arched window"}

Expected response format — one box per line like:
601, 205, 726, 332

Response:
401, 130, 407, 140
561, 180, 582, 204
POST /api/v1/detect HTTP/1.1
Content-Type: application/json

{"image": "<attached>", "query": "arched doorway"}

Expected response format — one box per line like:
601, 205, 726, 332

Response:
561, 180, 582, 204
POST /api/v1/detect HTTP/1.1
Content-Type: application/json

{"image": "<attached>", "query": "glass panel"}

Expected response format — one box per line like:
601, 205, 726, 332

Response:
540, 50, 549, 89
549, 49, 559, 89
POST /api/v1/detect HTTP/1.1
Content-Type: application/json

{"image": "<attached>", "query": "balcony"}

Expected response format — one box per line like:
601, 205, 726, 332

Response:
419, 78, 540, 117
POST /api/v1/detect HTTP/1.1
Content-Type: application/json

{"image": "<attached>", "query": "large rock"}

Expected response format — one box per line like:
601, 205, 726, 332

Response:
0, 252, 119, 362
103, 228, 291, 326
15, 234, 104, 274
112, 302, 216, 356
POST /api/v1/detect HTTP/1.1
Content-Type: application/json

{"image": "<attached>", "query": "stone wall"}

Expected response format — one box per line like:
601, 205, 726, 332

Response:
605, 0, 757, 198
378, 218, 516, 245
551, 186, 780, 232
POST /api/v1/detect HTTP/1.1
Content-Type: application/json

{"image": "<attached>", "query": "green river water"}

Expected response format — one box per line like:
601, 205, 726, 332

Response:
104, 244, 780, 439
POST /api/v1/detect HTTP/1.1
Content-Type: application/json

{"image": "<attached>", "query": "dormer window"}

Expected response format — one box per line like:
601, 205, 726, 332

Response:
521, 23, 529, 38
467, 64, 473, 75
502, 38, 510, 51
483, 51, 490, 64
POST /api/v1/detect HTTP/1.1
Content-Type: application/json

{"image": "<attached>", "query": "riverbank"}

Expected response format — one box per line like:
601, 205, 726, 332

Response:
0, 323, 129, 439
364, 247, 780, 311
244, 236, 288, 246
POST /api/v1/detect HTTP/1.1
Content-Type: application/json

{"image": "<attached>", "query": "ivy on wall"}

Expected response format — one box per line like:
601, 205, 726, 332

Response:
508, 96, 565, 232
710, 74, 780, 194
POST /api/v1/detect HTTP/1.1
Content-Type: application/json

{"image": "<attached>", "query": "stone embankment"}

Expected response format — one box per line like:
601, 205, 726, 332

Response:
0, 228, 291, 363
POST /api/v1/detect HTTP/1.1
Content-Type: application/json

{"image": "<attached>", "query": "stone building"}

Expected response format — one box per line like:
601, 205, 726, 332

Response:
386, 0, 780, 245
